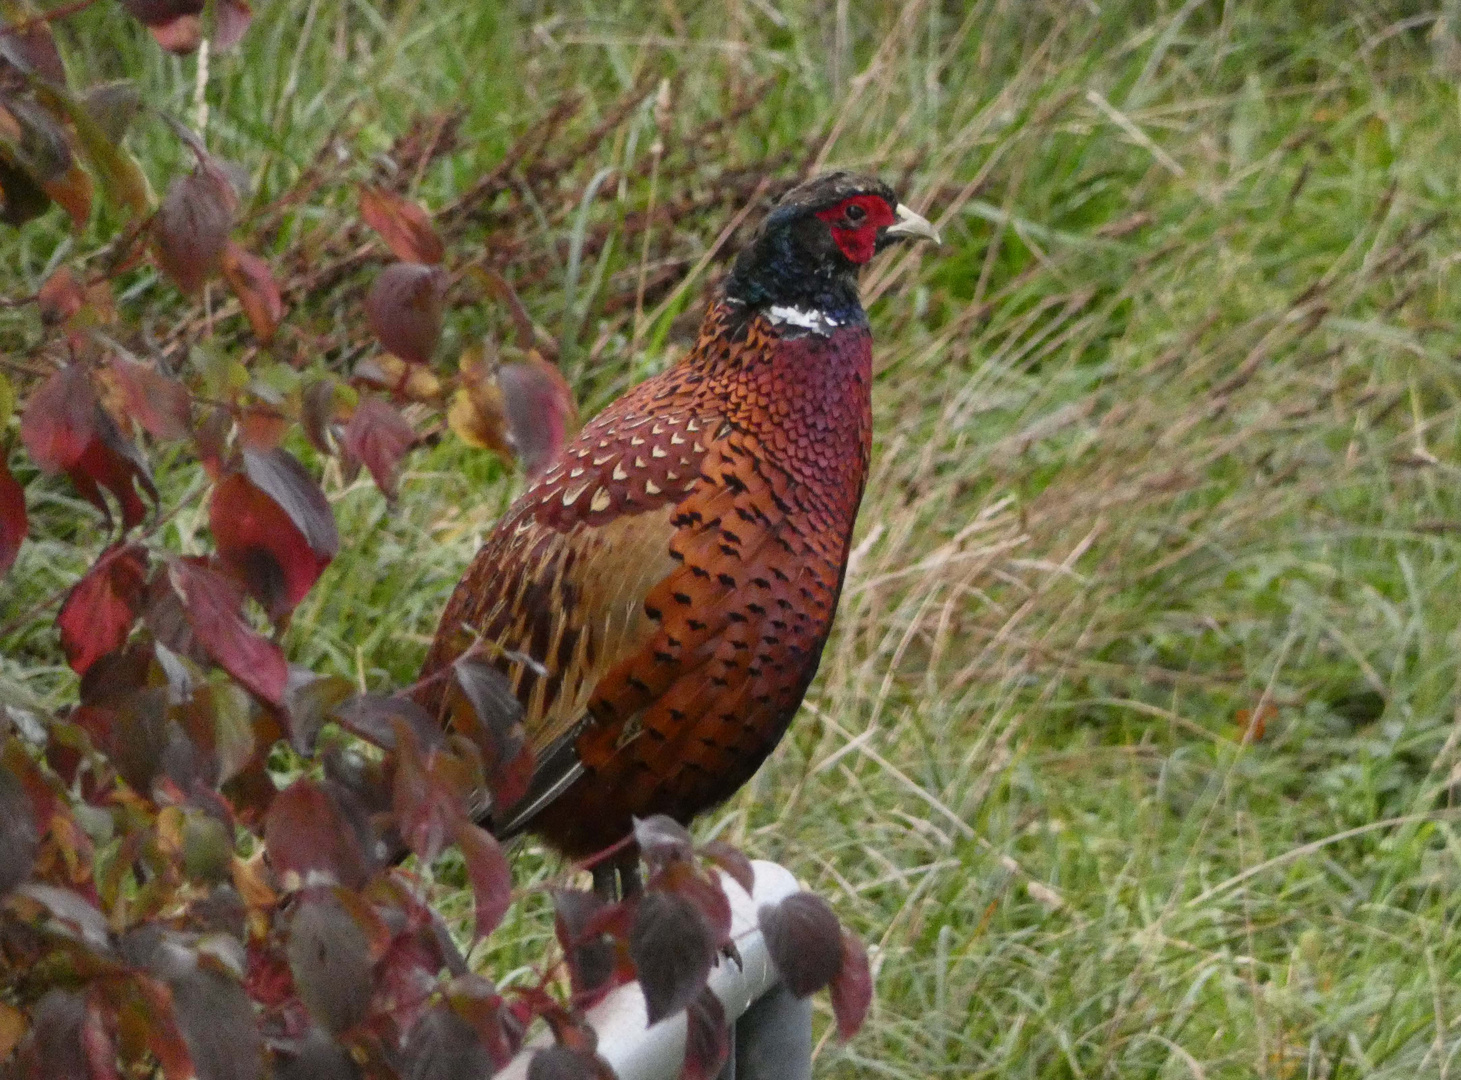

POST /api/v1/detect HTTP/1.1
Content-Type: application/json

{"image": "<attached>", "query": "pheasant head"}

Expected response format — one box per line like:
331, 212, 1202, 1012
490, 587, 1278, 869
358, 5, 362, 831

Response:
726, 171, 940, 328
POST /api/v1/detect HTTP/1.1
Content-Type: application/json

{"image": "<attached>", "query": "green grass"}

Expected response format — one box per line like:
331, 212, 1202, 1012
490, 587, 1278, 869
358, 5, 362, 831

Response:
12, 0, 1461, 1075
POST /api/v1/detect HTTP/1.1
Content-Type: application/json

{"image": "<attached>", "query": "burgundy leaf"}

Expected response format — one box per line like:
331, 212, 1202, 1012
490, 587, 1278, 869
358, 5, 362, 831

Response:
4, 97, 72, 184
332, 692, 442, 752
829, 930, 872, 1040
241, 448, 338, 558
0, 763, 38, 896
699, 841, 755, 896
371, 921, 448, 1033
221, 241, 283, 343
633, 815, 693, 868
301, 379, 339, 456
359, 187, 444, 265
167, 559, 287, 705
629, 890, 714, 1024
21, 365, 95, 472
166, 962, 265, 1080
154, 169, 234, 293
680, 986, 728, 1080
0, 18, 68, 82
444, 974, 514, 1069
56, 543, 148, 674
449, 656, 529, 805
272, 1028, 361, 1080
758, 892, 843, 997
211, 0, 252, 50
37, 266, 84, 327
401, 1008, 494, 1080
498, 355, 577, 479
655, 863, 731, 950
107, 354, 192, 441
341, 397, 415, 499
391, 729, 472, 863
553, 890, 618, 1000
120, 0, 204, 26
264, 778, 371, 890
0, 455, 25, 577
286, 893, 373, 1034
210, 453, 336, 618
526, 1045, 613, 1080
365, 261, 445, 366
18, 883, 112, 951
14, 990, 89, 1079
283, 670, 353, 754
68, 409, 157, 530
454, 819, 511, 940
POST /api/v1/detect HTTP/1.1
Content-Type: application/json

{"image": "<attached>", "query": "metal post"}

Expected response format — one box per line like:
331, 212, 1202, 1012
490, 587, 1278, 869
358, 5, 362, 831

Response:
495, 860, 810, 1080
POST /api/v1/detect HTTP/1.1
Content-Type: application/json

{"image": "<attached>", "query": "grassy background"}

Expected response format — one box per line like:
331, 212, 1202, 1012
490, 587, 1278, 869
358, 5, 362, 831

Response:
10, 0, 1461, 1075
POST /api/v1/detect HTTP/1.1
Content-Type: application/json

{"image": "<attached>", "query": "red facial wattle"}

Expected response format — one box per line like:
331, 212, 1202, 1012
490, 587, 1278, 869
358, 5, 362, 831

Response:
814, 194, 897, 264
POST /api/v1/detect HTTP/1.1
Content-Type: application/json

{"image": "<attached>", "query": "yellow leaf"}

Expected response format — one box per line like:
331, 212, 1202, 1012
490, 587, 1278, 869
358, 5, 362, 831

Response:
0, 1001, 25, 1061
448, 350, 510, 454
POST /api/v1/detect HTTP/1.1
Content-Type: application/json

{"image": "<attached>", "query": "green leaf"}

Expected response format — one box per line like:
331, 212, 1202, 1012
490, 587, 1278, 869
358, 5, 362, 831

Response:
33, 82, 153, 217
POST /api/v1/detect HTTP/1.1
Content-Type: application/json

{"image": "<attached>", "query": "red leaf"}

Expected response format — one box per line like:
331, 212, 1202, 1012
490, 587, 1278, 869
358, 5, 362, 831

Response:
829, 931, 872, 1040
210, 456, 335, 619
499, 356, 577, 479
454, 819, 511, 940
0, 456, 25, 577
38, 266, 85, 327
629, 890, 714, 1024
758, 892, 843, 998
341, 397, 415, 499
154, 169, 234, 293
264, 779, 372, 890
107, 355, 192, 440
21, 365, 95, 472
243, 448, 337, 557
149, 14, 203, 53
699, 841, 755, 896
392, 730, 472, 864
167, 559, 287, 705
211, 0, 252, 50
68, 412, 157, 530
221, 241, 283, 343
56, 544, 148, 674
365, 262, 445, 365
680, 987, 728, 1080
359, 187, 444, 266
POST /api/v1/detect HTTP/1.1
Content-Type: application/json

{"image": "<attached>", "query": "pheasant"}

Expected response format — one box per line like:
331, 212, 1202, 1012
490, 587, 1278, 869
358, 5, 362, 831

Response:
418, 172, 939, 895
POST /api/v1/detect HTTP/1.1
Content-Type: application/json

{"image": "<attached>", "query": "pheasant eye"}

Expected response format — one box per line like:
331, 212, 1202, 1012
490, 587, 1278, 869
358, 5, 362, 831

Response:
844, 203, 866, 224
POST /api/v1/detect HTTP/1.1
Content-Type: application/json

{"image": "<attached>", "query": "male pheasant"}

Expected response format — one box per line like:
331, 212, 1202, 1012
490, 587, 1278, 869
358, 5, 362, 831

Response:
418, 172, 939, 894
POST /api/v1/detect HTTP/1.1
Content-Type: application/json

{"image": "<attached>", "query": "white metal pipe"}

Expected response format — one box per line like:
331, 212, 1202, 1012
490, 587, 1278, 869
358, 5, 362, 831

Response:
496, 859, 802, 1080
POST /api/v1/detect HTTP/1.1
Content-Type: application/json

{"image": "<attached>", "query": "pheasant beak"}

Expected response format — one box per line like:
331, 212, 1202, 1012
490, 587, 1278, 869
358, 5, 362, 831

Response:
884, 203, 941, 245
